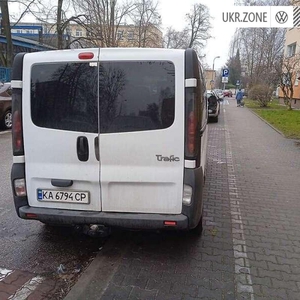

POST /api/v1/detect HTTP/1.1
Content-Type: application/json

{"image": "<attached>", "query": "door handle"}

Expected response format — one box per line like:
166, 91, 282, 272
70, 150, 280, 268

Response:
94, 136, 99, 161
77, 136, 89, 162
51, 179, 73, 187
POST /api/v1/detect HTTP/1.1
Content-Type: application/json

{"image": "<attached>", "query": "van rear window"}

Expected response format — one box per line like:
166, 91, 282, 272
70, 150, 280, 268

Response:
31, 63, 98, 133
31, 61, 175, 133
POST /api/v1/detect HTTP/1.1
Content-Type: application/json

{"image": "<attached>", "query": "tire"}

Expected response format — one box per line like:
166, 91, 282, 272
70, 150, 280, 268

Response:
2, 110, 12, 129
213, 115, 218, 123
190, 216, 203, 236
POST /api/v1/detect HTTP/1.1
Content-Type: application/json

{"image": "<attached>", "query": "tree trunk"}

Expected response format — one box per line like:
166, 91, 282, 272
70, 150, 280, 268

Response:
57, 0, 64, 49
0, 0, 13, 67
110, 0, 115, 47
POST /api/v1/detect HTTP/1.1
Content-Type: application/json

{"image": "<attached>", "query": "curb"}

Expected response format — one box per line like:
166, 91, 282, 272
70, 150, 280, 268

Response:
64, 237, 128, 300
0, 130, 11, 135
246, 107, 286, 138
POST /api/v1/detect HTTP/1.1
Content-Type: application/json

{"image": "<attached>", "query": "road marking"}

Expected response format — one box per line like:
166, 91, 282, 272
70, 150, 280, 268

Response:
0, 267, 13, 281
224, 111, 255, 300
8, 275, 44, 300
0, 130, 11, 135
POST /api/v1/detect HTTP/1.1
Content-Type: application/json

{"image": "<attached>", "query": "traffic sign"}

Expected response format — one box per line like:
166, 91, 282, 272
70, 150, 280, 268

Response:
222, 77, 228, 83
236, 80, 240, 86
222, 69, 229, 77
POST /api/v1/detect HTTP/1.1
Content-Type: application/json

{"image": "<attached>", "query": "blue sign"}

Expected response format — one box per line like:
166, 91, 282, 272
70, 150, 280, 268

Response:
222, 69, 229, 77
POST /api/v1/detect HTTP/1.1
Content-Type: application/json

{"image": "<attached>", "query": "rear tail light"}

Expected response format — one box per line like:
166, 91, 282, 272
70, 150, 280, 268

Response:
26, 213, 37, 219
164, 221, 177, 227
13, 110, 23, 154
187, 111, 196, 154
185, 91, 199, 159
183, 184, 192, 205
14, 178, 27, 197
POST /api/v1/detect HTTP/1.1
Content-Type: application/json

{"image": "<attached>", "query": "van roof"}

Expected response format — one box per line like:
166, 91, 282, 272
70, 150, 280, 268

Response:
23, 48, 188, 63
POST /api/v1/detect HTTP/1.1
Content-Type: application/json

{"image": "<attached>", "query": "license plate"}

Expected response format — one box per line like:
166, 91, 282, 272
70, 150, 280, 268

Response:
37, 189, 89, 204
208, 109, 213, 113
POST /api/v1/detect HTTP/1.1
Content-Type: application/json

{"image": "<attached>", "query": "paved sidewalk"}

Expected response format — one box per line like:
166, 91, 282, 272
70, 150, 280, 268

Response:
64, 99, 300, 300
224, 100, 300, 299
0, 267, 57, 300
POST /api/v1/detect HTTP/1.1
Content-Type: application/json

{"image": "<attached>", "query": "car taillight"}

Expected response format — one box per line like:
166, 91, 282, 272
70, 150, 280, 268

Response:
14, 178, 27, 196
12, 110, 24, 155
187, 111, 196, 154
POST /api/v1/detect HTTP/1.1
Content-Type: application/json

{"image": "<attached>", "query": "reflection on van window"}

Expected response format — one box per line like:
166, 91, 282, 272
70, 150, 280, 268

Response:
99, 61, 175, 133
31, 63, 98, 133
31, 61, 175, 133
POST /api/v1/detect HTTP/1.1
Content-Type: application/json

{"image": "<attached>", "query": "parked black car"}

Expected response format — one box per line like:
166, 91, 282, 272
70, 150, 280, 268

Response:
206, 90, 220, 122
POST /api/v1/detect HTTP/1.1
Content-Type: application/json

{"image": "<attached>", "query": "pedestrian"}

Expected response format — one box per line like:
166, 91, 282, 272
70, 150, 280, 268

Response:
236, 89, 244, 107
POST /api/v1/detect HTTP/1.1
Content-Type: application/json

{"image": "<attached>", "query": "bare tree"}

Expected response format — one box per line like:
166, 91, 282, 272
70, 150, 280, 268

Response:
163, 3, 211, 53
129, 0, 162, 47
75, 0, 136, 47
163, 27, 189, 49
185, 3, 211, 50
231, 26, 285, 87
13, 0, 88, 49
0, 0, 13, 67
275, 54, 300, 110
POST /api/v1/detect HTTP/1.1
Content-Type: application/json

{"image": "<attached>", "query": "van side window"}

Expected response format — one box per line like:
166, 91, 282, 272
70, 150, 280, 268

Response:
31, 63, 98, 133
99, 61, 175, 133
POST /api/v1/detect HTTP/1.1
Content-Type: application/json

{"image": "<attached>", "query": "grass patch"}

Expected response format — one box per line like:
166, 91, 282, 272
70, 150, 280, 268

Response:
244, 99, 300, 139
244, 99, 285, 109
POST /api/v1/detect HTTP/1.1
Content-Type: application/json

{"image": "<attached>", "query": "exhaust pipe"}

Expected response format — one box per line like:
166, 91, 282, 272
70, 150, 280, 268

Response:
83, 224, 111, 238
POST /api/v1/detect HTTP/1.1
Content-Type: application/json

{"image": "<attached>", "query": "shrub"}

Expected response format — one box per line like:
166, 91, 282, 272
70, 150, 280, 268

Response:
248, 84, 272, 107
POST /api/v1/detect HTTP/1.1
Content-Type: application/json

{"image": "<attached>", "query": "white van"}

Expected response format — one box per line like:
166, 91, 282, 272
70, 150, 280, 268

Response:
11, 48, 208, 233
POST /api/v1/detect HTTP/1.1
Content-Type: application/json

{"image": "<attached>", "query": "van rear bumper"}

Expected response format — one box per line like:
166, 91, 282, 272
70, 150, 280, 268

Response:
18, 206, 189, 230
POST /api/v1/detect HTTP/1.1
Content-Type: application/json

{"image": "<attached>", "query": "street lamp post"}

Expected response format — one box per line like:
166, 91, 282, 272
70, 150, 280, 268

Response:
212, 56, 220, 89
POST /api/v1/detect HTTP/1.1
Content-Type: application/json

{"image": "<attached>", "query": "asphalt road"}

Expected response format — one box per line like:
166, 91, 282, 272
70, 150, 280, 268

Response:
0, 130, 106, 298
2, 97, 300, 300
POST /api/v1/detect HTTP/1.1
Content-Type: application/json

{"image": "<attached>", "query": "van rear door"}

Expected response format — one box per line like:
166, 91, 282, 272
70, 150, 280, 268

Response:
98, 49, 184, 214
23, 49, 101, 212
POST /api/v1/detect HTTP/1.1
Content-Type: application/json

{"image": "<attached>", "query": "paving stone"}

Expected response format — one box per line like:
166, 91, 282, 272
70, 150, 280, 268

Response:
77, 104, 300, 300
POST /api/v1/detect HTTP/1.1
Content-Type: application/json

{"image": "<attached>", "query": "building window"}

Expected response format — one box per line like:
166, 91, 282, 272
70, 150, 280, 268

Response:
295, 72, 299, 86
287, 43, 296, 57
117, 30, 123, 40
127, 31, 134, 40
76, 29, 83, 37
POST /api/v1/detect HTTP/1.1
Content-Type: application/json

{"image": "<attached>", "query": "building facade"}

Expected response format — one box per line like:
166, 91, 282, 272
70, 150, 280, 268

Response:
10, 22, 163, 49
204, 69, 216, 90
279, 28, 300, 109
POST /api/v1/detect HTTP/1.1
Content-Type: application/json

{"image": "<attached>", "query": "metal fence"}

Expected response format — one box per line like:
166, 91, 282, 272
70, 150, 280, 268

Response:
0, 67, 11, 83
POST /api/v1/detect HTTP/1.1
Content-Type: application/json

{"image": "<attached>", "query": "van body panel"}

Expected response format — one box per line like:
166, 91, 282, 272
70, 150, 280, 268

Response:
22, 49, 101, 211
98, 50, 185, 214
11, 48, 207, 231
182, 167, 204, 229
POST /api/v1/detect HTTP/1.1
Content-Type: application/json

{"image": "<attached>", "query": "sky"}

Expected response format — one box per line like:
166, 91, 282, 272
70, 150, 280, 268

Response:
159, 0, 237, 70
9, 0, 238, 71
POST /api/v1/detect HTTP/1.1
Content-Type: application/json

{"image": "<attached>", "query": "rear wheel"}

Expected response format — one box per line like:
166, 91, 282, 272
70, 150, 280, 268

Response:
2, 110, 12, 129
212, 115, 218, 123
190, 216, 203, 236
